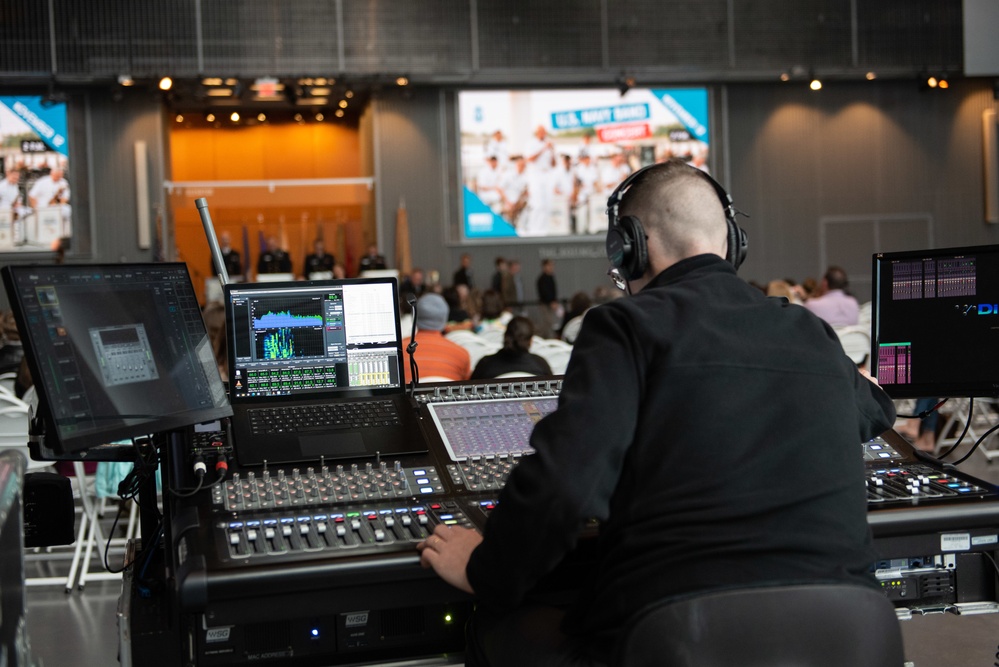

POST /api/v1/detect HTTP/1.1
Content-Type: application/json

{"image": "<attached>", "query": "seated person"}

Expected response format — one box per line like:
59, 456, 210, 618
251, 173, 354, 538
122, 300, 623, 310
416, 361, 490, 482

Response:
402, 293, 471, 383
471, 317, 553, 379
476, 289, 511, 336
442, 286, 473, 332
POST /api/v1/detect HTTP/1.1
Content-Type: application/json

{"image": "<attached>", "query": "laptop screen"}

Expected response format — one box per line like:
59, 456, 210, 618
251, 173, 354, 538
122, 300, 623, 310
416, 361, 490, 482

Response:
225, 278, 404, 401
870, 243, 999, 399
1, 263, 232, 455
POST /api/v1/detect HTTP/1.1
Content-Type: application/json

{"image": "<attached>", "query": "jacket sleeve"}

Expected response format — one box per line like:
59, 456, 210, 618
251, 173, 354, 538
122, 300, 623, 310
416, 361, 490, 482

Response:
466, 304, 642, 609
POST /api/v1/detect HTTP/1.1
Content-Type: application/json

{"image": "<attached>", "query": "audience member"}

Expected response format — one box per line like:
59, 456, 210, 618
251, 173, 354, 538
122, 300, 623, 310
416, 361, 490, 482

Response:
765, 279, 801, 304
400, 268, 427, 300
402, 293, 471, 383
804, 266, 860, 326
442, 286, 473, 332
559, 291, 593, 344
471, 316, 553, 379
302, 239, 335, 278
218, 231, 242, 279
453, 253, 474, 289
477, 289, 511, 337
358, 244, 388, 274
535, 258, 560, 338
490, 257, 507, 293
502, 259, 523, 313
257, 236, 292, 275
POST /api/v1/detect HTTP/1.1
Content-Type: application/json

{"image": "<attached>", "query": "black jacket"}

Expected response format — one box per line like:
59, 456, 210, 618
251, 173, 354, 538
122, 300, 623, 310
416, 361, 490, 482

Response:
467, 254, 895, 641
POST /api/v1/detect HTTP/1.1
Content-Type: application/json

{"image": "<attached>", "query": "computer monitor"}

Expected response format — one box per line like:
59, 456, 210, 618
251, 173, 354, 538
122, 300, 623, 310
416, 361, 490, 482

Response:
1, 263, 233, 455
870, 244, 999, 399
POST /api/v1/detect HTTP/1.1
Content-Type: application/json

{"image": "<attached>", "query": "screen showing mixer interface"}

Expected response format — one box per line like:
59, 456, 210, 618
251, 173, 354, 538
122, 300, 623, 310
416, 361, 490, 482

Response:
427, 397, 559, 460
2, 263, 231, 453
871, 244, 999, 399
227, 281, 403, 399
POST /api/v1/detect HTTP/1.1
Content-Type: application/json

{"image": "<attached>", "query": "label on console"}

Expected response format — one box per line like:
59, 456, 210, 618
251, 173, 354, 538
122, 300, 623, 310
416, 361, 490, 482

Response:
205, 626, 232, 643
940, 533, 971, 551
344, 611, 370, 628
972, 534, 999, 546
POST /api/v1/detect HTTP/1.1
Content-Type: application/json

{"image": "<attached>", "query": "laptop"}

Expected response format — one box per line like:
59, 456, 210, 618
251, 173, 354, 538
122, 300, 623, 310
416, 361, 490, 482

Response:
223, 276, 426, 466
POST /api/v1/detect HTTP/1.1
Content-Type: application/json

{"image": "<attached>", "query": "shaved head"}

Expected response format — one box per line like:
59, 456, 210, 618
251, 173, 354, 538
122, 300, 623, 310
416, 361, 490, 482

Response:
618, 160, 727, 265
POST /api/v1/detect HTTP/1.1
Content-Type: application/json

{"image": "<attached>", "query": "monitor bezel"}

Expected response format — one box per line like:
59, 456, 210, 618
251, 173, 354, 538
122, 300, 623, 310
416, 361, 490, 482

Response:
870, 243, 999, 400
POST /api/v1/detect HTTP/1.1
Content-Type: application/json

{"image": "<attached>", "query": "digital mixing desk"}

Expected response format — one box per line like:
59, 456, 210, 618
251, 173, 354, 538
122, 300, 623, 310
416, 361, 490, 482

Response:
161, 379, 999, 665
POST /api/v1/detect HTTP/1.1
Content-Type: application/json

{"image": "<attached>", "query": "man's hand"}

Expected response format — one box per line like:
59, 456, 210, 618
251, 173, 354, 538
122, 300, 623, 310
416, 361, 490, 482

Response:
416, 525, 482, 595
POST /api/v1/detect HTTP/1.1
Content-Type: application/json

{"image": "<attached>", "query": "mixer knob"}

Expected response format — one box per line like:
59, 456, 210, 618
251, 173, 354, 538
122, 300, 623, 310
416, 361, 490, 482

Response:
307, 466, 315, 478
277, 469, 286, 481
292, 468, 301, 479
365, 462, 374, 474
247, 471, 256, 483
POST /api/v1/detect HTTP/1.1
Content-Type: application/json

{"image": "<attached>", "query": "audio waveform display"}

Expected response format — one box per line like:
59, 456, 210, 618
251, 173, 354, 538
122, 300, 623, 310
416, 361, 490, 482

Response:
253, 310, 324, 329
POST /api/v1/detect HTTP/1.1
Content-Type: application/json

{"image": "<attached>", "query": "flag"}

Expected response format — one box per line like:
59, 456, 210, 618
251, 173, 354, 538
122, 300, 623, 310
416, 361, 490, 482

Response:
395, 196, 412, 276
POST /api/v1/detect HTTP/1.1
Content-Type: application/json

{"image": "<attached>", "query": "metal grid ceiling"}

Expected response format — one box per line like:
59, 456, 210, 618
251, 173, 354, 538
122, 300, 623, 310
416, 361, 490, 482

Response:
476, 0, 604, 70
856, 0, 963, 69
53, 0, 199, 77
201, 0, 339, 76
0, 0, 52, 75
341, 0, 472, 74
606, 0, 730, 72
732, 0, 853, 69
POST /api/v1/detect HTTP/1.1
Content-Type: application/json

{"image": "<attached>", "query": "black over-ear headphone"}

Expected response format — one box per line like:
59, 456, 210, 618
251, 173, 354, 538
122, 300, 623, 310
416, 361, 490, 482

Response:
605, 162, 748, 280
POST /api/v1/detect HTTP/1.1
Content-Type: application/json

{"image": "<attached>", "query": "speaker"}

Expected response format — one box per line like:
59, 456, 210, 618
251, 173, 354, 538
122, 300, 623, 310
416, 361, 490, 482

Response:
23, 471, 75, 548
605, 162, 748, 280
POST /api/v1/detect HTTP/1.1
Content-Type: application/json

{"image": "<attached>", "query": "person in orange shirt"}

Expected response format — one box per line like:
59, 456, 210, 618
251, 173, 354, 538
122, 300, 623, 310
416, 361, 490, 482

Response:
402, 293, 471, 383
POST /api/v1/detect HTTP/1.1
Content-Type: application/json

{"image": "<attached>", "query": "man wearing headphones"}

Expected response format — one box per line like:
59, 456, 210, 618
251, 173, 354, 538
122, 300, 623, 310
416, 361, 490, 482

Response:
418, 159, 896, 666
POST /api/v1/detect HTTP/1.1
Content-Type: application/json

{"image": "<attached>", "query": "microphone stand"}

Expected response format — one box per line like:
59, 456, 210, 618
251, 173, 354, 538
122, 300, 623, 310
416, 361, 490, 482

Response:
406, 294, 419, 401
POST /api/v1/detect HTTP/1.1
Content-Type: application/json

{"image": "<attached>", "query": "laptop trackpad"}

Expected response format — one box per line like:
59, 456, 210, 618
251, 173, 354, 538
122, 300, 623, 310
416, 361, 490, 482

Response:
299, 432, 368, 458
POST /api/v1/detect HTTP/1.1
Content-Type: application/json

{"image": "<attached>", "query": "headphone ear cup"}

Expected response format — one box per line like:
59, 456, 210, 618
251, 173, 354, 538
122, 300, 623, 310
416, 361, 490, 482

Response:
726, 216, 748, 270
618, 215, 648, 280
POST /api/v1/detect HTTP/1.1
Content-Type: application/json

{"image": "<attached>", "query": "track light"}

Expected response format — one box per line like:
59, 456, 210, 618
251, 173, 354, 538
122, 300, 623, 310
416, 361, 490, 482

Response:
809, 77, 822, 91
158, 76, 173, 91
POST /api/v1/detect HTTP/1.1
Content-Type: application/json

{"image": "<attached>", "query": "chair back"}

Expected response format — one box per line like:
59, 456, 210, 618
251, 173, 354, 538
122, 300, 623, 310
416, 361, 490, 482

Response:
615, 583, 904, 667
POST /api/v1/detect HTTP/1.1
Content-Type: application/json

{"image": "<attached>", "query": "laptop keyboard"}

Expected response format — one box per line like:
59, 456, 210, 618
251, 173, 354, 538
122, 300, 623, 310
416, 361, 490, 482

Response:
248, 400, 401, 436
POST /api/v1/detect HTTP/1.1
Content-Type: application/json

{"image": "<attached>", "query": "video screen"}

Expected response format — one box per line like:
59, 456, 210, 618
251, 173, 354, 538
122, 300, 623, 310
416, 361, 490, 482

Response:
871, 245, 999, 399
458, 87, 710, 240
2, 264, 232, 454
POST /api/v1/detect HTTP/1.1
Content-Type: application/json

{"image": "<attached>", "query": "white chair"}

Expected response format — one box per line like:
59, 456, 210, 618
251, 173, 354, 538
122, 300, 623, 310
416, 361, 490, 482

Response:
446, 330, 501, 368
833, 325, 871, 370
530, 338, 574, 375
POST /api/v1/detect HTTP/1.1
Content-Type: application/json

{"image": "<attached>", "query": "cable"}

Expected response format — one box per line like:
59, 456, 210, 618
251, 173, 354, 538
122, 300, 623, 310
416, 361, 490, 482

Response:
896, 398, 949, 420
949, 420, 999, 467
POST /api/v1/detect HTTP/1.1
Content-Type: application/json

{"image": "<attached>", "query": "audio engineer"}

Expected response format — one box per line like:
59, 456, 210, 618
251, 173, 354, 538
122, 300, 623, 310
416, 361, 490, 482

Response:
416, 160, 896, 666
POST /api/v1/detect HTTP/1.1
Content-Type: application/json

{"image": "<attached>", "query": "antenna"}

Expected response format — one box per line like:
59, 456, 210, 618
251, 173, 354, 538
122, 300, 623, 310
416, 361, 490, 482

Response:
195, 197, 229, 286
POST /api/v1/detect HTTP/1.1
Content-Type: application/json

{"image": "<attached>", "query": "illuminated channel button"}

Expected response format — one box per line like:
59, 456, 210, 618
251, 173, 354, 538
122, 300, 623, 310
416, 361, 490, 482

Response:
416, 478, 430, 485
420, 487, 435, 494
439, 514, 454, 521
228, 522, 244, 529
413, 469, 427, 476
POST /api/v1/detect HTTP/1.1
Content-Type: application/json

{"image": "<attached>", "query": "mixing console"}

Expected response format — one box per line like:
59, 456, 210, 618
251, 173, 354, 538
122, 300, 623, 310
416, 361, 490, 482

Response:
217, 499, 474, 562
211, 462, 444, 511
